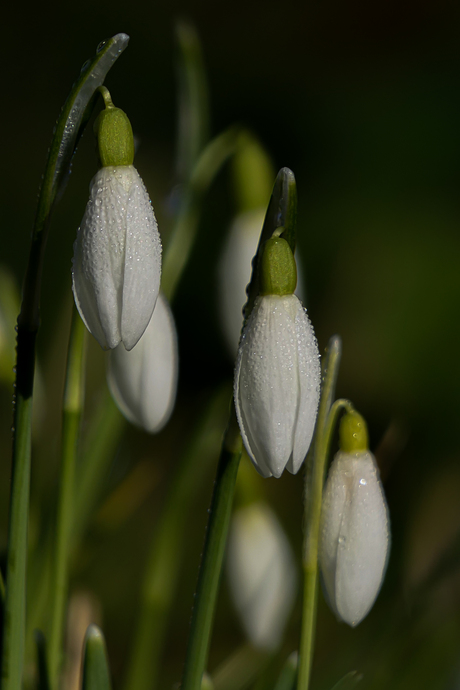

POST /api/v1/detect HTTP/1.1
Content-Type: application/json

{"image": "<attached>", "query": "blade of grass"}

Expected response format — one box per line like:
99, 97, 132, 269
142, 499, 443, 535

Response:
1, 34, 129, 690
72, 392, 126, 546
81, 626, 112, 690
297, 336, 342, 690
123, 386, 231, 690
181, 404, 243, 690
47, 308, 86, 689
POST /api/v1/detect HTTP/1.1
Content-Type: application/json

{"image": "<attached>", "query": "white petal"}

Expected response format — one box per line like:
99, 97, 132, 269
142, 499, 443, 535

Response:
120, 170, 162, 350
107, 293, 178, 433
287, 301, 321, 474
319, 451, 390, 626
227, 503, 297, 650
234, 294, 320, 478
72, 166, 161, 350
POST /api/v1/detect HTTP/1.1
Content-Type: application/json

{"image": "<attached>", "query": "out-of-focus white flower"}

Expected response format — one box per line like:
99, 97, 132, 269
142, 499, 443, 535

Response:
319, 414, 390, 626
107, 292, 178, 433
72, 165, 162, 351
234, 292, 320, 478
227, 502, 297, 651
218, 209, 305, 358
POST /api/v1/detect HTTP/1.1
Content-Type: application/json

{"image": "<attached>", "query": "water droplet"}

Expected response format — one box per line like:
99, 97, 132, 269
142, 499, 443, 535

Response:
80, 59, 91, 73
338, 535, 346, 544
96, 39, 107, 53
359, 478, 367, 485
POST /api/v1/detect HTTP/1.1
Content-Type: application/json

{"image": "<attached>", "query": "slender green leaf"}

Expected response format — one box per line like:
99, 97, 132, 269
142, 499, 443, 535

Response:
48, 308, 86, 689
181, 404, 243, 690
82, 625, 112, 690
73, 392, 125, 544
1, 34, 129, 690
123, 386, 230, 690
297, 335, 342, 690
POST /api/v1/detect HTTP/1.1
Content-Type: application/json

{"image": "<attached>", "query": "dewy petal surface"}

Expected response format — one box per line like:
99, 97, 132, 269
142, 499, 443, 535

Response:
319, 451, 390, 626
72, 165, 161, 350
107, 292, 178, 433
234, 294, 320, 478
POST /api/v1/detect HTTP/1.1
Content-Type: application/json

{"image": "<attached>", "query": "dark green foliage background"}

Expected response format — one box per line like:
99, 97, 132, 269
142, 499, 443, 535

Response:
1, 1, 460, 688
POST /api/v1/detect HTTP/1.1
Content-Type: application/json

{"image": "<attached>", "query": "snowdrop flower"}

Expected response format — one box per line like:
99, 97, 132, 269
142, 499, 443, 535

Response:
319, 410, 390, 626
227, 502, 297, 650
72, 89, 161, 350
218, 209, 305, 358
107, 292, 178, 433
234, 236, 320, 478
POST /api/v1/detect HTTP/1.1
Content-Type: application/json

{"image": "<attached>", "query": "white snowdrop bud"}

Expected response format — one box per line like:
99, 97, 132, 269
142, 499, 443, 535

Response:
227, 503, 297, 650
72, 165, 162, 351
72, 91, 161, 351
107, 292, 178, 433
319, 411, 390, 626
234, 280, 320, 477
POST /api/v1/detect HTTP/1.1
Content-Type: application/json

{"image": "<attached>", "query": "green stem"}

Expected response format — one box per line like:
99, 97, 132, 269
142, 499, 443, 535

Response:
0, 36, 128, 690
181, 404, 243, 690
297, 336, 342, 690
123, 386, 230, 690
1, 391, 33, 690
47, 308, 86, 689
72, 393, 125, 546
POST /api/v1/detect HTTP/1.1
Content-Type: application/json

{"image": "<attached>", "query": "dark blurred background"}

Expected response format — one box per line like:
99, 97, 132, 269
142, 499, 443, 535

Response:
1, 0, 460, 688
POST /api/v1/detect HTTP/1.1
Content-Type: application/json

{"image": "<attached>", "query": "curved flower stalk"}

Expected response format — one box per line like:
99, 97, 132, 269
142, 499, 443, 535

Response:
72, 88, 161, 351
107, 292, 178, 433
234, 237, 320, 478
218, 208, 305, 358
319, 410, 390, 626
227, 502, 297, 650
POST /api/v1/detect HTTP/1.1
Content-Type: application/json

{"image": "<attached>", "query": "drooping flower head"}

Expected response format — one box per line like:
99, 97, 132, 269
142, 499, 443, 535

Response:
72, 88, 161, 351
107, 292, 178, 433
319, 410, 390, 626
227, 501, 297, 650
234, 236, 320, 478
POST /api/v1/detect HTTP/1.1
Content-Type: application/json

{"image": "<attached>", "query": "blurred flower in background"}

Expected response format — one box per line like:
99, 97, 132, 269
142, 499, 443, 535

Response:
226, 501, 297, 651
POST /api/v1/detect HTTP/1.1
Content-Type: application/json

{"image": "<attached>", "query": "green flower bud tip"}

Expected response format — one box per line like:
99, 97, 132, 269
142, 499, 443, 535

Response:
259, 237, 297, 296
95, 88, 134, 167
339, 409, 369, 453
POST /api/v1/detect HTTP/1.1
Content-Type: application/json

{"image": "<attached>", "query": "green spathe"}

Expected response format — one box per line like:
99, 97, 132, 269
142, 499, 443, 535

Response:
339, 409, 369, 453
95, 90, 134, 167
259, 237, 297, 296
